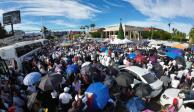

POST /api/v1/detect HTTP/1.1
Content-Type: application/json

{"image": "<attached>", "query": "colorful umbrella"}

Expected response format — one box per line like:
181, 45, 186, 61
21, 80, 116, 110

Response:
127, 97, 145, 112
165, 52, 182, 59
105, 50, 109, 55
100, 47, 108, 52
172, 44, 185, 50
85, 82, 110, 110
166, 48, 183, 56
23, 72, 41, 86
128, 53, 137, 59
66, 64, 78, 75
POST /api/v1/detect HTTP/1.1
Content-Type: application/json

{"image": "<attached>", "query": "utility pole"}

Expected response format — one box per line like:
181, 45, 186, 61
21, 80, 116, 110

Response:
41, 16, 45, 38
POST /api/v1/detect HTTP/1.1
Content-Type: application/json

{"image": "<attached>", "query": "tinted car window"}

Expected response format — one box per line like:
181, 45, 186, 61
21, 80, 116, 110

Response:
142, 73, 158, 84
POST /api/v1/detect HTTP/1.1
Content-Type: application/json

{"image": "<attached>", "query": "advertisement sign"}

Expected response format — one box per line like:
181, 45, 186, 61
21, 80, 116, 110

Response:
3, 10, 21, 25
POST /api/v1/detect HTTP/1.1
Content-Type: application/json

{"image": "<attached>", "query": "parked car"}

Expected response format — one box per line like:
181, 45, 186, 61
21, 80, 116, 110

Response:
120, 66, 163, 97
160, 88, 194, 111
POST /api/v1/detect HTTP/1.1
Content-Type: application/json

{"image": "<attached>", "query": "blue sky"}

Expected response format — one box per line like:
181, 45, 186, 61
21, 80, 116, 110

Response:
0, 0, 194, 34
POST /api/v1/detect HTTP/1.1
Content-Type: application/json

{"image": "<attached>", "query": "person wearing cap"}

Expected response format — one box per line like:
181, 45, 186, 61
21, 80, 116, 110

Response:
59, 87, 72, 111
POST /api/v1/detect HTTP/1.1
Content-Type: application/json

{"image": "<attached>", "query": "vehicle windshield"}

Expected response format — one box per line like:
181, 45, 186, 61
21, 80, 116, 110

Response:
182, 90, 194, 101
142, 73, 158, 84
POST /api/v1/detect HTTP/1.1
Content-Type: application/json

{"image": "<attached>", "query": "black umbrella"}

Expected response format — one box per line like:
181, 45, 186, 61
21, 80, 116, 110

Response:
175, 57, 186, 67
39, 73, 62, 91
80, 64, 93, 76
115, 72, 134, 87
152, 63, 163, 78
133, 83, 153, 98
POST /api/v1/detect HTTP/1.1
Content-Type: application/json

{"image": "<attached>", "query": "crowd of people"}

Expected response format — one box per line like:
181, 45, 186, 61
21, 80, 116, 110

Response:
0, 38, 194, 112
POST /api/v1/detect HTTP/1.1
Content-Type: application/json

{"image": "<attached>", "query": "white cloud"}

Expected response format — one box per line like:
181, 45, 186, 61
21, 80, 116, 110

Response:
4, 20, 41, 32
49, 20, 78, 28
124, 20, 193, 34
103, 0, 124, 7
124, 0, 194, 19
4, 0, 101, 19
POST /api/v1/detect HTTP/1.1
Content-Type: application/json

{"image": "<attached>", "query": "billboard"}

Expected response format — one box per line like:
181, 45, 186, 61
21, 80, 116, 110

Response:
3, 10, 21, 25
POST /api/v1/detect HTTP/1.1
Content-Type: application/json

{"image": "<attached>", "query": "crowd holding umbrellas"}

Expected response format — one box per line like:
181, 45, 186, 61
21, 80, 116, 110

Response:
1, 38, 194, 112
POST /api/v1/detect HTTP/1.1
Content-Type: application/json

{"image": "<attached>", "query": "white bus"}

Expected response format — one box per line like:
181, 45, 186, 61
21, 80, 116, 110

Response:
35, 39, 50, 46
0, 39, 48, 71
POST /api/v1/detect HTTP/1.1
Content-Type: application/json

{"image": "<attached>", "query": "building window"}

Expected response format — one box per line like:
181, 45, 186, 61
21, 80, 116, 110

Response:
125, 31, 128, 36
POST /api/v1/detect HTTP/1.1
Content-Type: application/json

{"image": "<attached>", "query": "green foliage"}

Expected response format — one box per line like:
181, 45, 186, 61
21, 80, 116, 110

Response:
172, 28, 186, 42
73, 34, 81, 38
90, 31, 101, 38
117, 23, 124, 39
141, 31, 151, 39
189, 27, 194, 44
141, 30, 171, 40
90, 24, 95, 30
41, 26, 48, 33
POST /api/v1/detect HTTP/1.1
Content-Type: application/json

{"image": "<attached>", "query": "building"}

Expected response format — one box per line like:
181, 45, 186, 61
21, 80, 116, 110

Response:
103, 25, 145, 40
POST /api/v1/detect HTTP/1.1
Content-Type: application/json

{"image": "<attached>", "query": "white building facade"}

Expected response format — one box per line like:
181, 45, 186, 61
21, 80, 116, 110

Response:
103, 25, 145, 40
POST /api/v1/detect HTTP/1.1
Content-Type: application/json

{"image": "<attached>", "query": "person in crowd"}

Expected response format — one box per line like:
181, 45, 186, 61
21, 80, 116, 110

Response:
59, 87, 72, 111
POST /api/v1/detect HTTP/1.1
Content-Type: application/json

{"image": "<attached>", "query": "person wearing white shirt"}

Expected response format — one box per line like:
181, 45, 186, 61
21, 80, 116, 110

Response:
170, 75, 180, 88
147, 61, 153, 71
59, 87, 72, 111
51, 90, 58, 99
177, 70, 185, 79
105, 56, 111, 67
172, 60, 176, 66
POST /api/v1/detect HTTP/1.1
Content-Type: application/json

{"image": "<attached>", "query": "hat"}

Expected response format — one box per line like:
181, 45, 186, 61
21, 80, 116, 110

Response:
64, 87, 70, 92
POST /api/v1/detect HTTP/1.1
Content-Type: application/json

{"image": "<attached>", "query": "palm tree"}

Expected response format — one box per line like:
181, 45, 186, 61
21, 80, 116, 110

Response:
84, 25, 89, 34
90, 24, 95, 30
41, 26, 49, 38
85, 25, 89, 30
189, 27, 194, 44
80, 26, 83, 30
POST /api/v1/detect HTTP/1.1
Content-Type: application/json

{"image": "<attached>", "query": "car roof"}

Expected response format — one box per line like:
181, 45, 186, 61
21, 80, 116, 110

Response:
163, 88, 181, 97
123, 66, 149, 76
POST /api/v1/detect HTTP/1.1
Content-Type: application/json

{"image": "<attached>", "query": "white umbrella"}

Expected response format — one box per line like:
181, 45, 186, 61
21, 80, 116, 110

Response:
122, 38, 132, 44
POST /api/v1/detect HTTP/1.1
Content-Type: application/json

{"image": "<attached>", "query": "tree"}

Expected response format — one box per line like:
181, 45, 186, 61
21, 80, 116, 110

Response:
90, 31, 101, 38
141, 30, 171, 40
90, 24, 95, 30
80, 26, 84, 31
85, 25, 89, 31
0, 23, 7, 39
189, 27, 194, 44
117, 21, 124, 39
172, 28, 186, 42
41, 26, 50, 38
